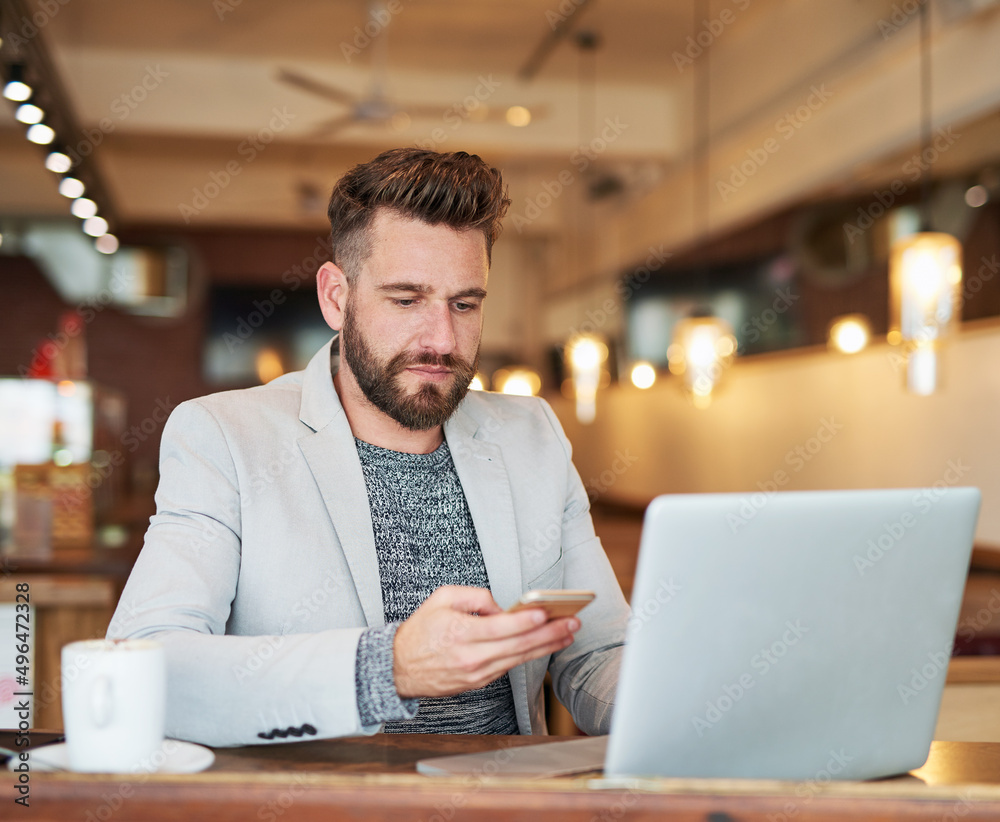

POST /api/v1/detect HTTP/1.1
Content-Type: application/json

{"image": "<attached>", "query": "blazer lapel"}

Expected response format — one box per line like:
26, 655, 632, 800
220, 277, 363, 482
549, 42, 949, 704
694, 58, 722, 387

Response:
445, 405, 523, 608
446, 404, 532, 730
297, 339, 385, 629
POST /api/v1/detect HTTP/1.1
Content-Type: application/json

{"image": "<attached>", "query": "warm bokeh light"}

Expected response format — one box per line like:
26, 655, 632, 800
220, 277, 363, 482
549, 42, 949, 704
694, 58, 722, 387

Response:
567, 335, 608, 370
45, 152, 72, 173
494, 367, 541, 396
469, 374, 486, 391
505, 105, 531, 127
15, 103, 44, 124
630, 362, 656, 389
95, 234, 120, 255
82, 216, 109, 237
827, 314, 871, 354
26, 123, 55, 145
255, 348, 284, 384
501, 375, 534, 396
965, 185, 988, 208
57, 380, 77, 397
70, 197, 98, 219
59, 177, 85, 198
3, 80, 32, 102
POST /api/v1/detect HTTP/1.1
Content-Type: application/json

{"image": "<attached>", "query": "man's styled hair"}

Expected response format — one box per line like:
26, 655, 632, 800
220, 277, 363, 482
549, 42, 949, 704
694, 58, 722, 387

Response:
327, 148, 511, 281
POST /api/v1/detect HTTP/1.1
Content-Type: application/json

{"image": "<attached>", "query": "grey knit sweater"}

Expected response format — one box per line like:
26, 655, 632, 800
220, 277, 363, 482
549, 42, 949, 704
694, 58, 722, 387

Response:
353, 438, 519, 734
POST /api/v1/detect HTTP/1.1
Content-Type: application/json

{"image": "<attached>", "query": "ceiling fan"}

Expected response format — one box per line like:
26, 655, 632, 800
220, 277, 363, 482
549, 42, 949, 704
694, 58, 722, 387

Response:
277, 1, 544, 139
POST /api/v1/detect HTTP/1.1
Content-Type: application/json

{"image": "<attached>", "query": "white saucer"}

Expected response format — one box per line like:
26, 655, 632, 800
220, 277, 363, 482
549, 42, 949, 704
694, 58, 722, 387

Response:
9, 739, 215, 774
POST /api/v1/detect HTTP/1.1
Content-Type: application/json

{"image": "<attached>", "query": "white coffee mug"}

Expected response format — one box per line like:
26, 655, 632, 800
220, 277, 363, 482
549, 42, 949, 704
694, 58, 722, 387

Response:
61, 639, 166, 773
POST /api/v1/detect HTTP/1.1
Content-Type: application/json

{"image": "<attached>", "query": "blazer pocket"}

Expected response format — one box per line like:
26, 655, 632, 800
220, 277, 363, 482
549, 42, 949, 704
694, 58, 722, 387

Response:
525, 552, 565, 590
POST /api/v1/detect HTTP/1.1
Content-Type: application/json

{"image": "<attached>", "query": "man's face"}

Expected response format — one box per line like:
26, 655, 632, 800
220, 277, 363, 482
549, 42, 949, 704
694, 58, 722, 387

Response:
337, 210, 488, 431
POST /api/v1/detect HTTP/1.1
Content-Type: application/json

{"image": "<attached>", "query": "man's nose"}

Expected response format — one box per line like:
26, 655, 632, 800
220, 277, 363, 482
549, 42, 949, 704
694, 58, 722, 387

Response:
419, 303, 457, 354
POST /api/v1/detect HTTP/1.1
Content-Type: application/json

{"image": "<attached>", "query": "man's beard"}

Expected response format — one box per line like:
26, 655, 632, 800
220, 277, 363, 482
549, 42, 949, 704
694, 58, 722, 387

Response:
340, 300, 479, 431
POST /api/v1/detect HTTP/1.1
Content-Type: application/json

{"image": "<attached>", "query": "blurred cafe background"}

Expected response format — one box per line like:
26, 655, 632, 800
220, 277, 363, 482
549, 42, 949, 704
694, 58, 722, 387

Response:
1, 0, 999, 732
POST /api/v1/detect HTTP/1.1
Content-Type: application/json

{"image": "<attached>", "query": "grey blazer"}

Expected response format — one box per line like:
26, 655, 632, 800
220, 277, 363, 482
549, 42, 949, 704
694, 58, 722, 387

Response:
109, 339, 629, 746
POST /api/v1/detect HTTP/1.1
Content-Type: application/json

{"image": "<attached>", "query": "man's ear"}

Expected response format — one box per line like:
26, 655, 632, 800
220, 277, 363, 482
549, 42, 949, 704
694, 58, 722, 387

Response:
317, 262, 349, 331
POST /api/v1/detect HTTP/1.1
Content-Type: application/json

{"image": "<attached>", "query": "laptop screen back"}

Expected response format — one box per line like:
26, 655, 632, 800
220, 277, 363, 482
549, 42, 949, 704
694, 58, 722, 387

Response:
605, 488, 981, 780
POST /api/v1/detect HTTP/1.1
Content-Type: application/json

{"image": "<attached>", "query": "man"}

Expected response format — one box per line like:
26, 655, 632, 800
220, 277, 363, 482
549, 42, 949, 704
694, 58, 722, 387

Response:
109, 148, 629, 746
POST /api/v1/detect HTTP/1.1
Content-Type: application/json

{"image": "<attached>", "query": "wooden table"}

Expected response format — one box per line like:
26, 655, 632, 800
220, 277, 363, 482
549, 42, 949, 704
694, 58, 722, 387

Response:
6, 734, 1000, 820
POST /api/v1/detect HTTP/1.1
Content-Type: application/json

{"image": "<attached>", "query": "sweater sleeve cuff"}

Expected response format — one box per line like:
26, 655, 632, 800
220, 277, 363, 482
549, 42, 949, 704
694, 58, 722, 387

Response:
355, 623, 419, 726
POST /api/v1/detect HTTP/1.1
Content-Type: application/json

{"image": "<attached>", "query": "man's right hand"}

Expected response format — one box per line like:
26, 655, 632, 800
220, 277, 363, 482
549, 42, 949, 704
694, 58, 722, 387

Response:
392, 585, 580, 699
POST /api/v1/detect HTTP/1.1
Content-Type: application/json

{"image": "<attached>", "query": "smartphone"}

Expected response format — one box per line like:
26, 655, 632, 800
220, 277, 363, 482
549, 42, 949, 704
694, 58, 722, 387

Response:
507, 589, 596, 620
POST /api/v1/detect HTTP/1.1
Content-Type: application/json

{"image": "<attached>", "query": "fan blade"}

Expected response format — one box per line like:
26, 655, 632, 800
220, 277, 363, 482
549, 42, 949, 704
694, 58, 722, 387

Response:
276, 69, 359, 107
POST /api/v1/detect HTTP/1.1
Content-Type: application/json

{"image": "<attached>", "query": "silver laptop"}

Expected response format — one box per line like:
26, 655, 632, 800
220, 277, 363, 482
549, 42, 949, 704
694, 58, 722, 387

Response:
605, 487, 981, 780
418, 488, 981, 781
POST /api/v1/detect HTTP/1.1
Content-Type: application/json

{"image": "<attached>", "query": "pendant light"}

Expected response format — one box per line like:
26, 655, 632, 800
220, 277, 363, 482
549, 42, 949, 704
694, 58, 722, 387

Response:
565, 30, 610, 424
668, 0, 736, 408
668, 313, 736, 409
888, 0, 963, 395
567, 333, 608, 423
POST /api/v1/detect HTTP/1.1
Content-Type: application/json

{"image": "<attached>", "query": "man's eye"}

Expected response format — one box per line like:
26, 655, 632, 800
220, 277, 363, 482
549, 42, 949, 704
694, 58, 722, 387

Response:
395, 298, 417, 307
454, 302, 476, 312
